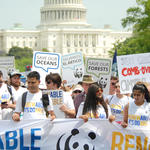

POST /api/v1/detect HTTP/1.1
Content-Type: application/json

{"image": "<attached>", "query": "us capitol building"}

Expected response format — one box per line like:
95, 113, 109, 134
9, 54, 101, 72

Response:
0, 0, 131, 58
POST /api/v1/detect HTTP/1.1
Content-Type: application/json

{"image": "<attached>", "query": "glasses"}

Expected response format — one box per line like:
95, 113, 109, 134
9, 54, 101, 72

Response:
111, 82, 116, 86
73, 90, 82, 94
46, 81, 51, 84
0, 81, 3, 84
115, 85, 120, 88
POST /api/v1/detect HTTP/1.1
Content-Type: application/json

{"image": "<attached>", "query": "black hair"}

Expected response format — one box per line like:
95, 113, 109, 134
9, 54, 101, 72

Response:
111, 76, 118, 81
27, 71, 40, 80
82, 83, 108, 118
132, 83, 150, 103
45, 72, 62, 88
0, 71, 3, 77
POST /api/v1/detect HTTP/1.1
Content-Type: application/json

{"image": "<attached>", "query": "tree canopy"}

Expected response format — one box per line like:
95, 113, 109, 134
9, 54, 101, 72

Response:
8, 46, 33, 72
8, 46, 33, 59
109, 0, 150, 57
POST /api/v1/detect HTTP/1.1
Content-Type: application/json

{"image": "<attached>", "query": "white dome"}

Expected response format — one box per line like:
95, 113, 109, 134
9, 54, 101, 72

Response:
39, 0, 91, 29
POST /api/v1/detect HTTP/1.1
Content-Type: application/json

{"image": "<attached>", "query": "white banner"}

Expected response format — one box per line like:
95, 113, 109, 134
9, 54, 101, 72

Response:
117, 53, 150, 94
0, 119, 150, 150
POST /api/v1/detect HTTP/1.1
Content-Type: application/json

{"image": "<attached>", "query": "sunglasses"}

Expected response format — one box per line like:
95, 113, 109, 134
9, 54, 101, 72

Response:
0, 81, 3, 84
111, 82, 116, 86
115, 85, 120, 88
46, 81, 51, 84
73, 90, 82, 94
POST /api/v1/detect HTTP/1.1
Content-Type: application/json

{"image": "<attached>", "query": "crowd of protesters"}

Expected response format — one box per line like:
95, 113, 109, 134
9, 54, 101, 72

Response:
0, 70, 150, 129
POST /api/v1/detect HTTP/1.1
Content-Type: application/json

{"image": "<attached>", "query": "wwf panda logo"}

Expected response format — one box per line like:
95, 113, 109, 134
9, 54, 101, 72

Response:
97, 76, 108, 89
74, 67, 83, 78
56, 128, 96, 150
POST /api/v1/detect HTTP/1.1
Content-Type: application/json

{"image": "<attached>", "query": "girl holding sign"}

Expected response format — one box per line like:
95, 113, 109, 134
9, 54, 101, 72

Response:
121, 83, 150, 128
78, 83, 113, 122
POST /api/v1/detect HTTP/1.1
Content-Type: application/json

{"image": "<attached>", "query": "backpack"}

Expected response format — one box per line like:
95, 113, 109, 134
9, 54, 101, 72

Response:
7, 85, 14, 104
22, 92, 49, 117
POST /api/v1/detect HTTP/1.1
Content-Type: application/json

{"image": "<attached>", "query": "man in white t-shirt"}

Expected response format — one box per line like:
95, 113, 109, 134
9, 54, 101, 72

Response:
12, 71, 55, 121
45, 73, 75, 118
1, 71, 28, 120
9, 71, 27, 103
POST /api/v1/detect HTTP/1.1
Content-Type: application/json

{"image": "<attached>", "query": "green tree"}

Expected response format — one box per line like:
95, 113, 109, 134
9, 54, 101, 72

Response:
42, 48, 49, 52
122, 0, 150, 32
8, 46, 33, 59
109, 0, 150, 56
8, 46, 33, 72
15, 57, 32, 72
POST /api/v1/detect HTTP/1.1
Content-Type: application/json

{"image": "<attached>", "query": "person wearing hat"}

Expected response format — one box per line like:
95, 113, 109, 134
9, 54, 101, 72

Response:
74, 75, 95, 115
9, 71, 27, 101
1, 71, 27, 120
71, 84, 83, 100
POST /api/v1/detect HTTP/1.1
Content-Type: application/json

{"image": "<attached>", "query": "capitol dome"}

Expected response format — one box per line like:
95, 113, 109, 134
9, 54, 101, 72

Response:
39, 0, 91, 29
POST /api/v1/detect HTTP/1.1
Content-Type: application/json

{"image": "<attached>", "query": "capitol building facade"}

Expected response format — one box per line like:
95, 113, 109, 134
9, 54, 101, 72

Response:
0, 0, 132, 58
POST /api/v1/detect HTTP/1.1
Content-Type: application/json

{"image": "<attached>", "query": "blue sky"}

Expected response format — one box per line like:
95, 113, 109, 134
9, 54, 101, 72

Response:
0, 0, 136, 30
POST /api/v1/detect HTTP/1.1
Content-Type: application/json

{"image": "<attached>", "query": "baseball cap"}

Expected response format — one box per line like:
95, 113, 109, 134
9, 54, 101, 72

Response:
9, 71, 22, 78
72, 84, 83, 92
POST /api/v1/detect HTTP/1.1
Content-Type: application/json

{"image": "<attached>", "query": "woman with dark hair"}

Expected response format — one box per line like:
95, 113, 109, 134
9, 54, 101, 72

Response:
121, 83, 150, 128
77, 83, 112, 122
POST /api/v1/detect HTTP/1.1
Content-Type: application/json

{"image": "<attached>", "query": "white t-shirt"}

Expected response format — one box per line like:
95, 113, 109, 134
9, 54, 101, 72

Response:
15, 90, 53, 119
128, 100, 150, 128
53, 91, 75, 118
109, 95, 131, 122
11, 86, 27, 102
76, 101, 111, 119
0, 83, 11, 103
0, 83, 12, 120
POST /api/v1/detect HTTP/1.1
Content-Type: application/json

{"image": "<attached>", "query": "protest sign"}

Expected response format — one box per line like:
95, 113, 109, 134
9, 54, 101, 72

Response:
1, 119, 150, 150
0, 56, 14, 68
43, 89, 64, 118
62, 52, 84, 85
117, 53, 150, 94
0, 56, 15, 80
85, 57, 112, 94
32, 51, 61, 89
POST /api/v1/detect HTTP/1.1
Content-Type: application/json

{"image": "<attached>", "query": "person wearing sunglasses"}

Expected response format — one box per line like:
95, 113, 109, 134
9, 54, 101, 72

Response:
109, 76, 118, 95
71, 84, 83, 100
45, 73, 75, 118
106, 81, 133, 124
77, 83, 112, 122
105, 76, 118, 107
74, 75, 95, 116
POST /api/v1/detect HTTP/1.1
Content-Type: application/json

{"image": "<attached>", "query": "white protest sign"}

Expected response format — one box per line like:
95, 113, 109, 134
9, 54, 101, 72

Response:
0, 68, 8, 81
43, 90, 64, 118
32, 51, 61, 89
117, 53, 150, 94
0, 56, 14, 68
85, 57, 112, 95
0, 56, 15, 80
62, 52, 84, 85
